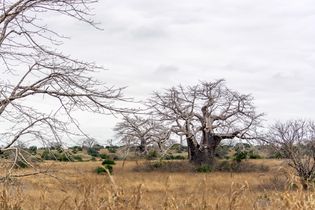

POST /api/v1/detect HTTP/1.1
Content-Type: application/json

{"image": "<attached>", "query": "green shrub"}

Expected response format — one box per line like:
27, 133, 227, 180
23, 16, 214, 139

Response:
248, 150, 261, 159
93, 144, 104, 151
87, 148, 99, 157
99, 154, 109, 159
102, 159, 115, 165
196, 164, 212, 173
29, 146, 37, 155
170, 144, 186, 153
0, 151, 10, 159
49, 143, 63, 151
215, 160, 269, 172
90, 157, 96, 161
106, 146, 118, 153
104, 164, 113, 174
14, 160, 29, 169
59, 153, 71, 162
146, 150, 158, 160
41, 150, 57, 160
233, 151, 247, 163
215, 145, 230, 159
41, 150, 79, 162
133, 160, 196, 172
72, 155, 83, 161
95, 166, 106, 174
95, 165, 113, 174
70, 146, 82, 152
152, 161, 163, 168
163, 154, 186, 160
216, 160, 232, 171
71, 149, 78, 154
269, 150, 286, 159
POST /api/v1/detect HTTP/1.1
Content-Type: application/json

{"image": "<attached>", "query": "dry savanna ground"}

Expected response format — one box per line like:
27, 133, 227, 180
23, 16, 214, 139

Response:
0, 159, 314, 210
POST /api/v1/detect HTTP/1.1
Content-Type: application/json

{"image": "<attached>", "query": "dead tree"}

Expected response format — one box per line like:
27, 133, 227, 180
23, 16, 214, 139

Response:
267, 120, 315, 190
114, 114, 170, 155
148, 80, 263, 165
0, 0, 125, 176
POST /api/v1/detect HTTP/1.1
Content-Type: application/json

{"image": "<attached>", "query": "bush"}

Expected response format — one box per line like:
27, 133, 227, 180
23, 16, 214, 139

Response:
87, 148, 99, 157
196, 164, 212, 173
41, 150, 57, 160
104, 164, 113, 174
59, 153, 71, 162
268, 150, 286, 159
95, 163, 114, 175
106, 146, 118, 153
41, 150, 79, 162
95, 166, 106, 174
29, 146, 37, 155
0, 151, 10, 159
99, 153, 109, 159
133, 160, 195, 172
146, 150, 158, 160
163, 154, 186, 160
14, 160, 29, 169
248, 150, 261, 159
215, 160, 231, 171
215, 145, 230, 159
233, 151, 247, 163
215, 160, 269, 172
102, 159, 115, 165
93, 144, 104, 151
70, 146, 82, 153
72, 155, 83, 161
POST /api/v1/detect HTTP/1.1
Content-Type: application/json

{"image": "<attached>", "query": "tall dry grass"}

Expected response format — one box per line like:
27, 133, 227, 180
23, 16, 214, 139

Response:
0, 160, 314, 209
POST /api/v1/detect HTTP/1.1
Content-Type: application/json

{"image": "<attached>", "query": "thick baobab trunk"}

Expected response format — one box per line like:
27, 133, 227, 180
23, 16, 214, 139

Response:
139, 138, 147, 154
189, 146, 216, 165
187, 132, 228, 165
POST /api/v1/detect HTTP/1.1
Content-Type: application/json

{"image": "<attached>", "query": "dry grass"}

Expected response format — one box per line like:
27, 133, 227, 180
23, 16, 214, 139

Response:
0, 159, 314, 209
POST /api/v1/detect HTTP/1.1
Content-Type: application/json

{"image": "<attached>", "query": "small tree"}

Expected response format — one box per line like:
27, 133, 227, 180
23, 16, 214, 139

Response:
267, 120, 315, 190
29, 146, 37, 155
114, 114, 171, 155
82, 138, 98, 150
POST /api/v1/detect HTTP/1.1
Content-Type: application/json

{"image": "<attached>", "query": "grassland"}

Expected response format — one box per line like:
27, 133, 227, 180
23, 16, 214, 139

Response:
0, 159, 314, 210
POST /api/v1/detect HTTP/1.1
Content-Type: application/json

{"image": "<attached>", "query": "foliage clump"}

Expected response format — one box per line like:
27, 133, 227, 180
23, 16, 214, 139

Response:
95, 154, 116, 174
146, 150, 159, 160
41, 150, 82, 162
196, 164, 212, 173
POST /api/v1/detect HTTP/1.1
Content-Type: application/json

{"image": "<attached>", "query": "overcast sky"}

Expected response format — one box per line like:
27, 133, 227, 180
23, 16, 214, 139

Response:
46, 0, 315, 143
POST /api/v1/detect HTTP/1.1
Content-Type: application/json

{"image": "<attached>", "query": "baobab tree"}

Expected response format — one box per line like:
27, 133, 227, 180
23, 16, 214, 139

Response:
148, 80, 263, 165
114, 114, 171, 155
0, 0, 124, 176
267, 120, 315, 190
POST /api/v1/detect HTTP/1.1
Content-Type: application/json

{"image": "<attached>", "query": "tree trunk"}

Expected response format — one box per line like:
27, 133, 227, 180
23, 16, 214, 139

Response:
190, 147, 216, 165
187, 132, 220, 165
139, 138, 147, 155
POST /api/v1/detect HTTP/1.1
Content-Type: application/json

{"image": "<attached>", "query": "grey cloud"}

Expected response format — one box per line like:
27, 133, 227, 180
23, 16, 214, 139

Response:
131, 25, 168, 39
39, 0, 315, 141
154, 65, 179, 74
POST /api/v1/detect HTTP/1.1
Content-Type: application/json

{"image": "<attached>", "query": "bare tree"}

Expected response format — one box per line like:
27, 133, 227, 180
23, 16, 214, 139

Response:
114, 114, 171, 155
0, 0, 125, 176
81, 138, 98, 149
267, 120, 315, 190
148, 80, 263, 165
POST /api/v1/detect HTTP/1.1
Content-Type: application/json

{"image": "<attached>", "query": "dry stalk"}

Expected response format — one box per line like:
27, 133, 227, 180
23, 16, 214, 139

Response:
227, 182, 249, 210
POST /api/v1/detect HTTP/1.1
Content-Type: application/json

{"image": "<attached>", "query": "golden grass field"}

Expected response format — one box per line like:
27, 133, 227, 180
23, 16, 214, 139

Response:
1, 159, 315, 210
